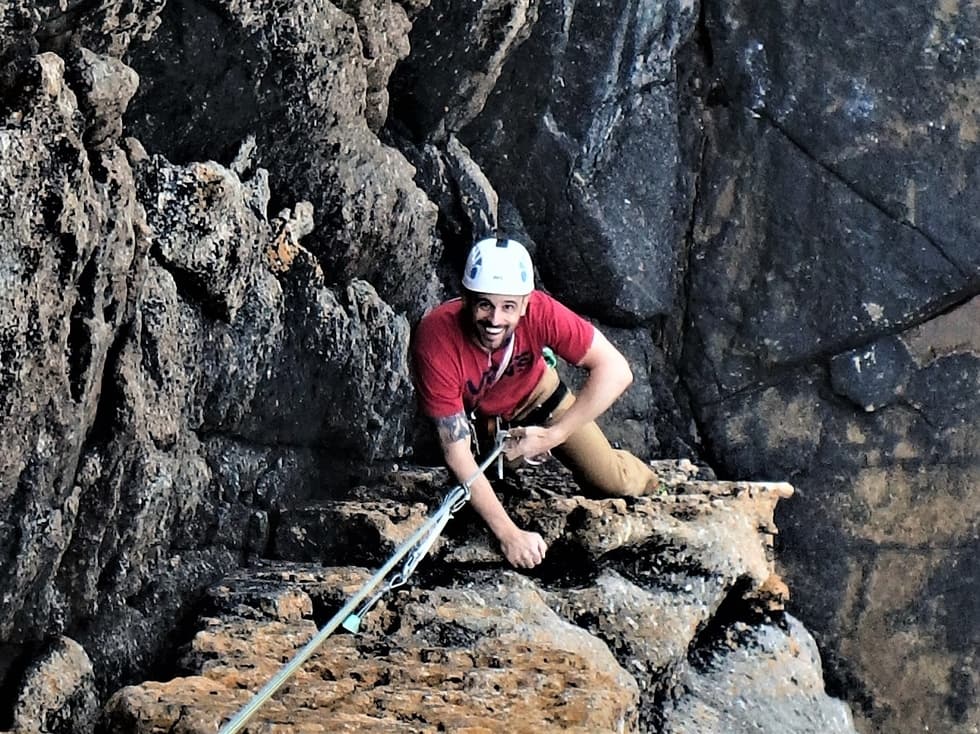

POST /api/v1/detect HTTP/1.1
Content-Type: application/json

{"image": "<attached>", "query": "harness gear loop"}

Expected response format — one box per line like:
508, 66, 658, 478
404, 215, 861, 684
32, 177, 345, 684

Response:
218, 429, 511, 734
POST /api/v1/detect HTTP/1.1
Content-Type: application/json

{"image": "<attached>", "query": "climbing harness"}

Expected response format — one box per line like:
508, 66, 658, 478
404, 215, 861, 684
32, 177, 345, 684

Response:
218, 430, 512, 734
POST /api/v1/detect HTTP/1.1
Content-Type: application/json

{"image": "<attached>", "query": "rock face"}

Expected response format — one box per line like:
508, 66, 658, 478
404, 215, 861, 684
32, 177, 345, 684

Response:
390, 0, 696, 324
1, 10, 416, 729
99, 466, 853, 733
0, 0, 976, 733
123, 0, 443, 320
681, 3, 980, 733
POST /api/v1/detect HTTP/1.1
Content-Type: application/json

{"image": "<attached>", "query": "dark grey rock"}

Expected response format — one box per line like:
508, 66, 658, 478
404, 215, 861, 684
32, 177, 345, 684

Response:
829, 336, 915, 412
690, 306, 980, 734
386, 0, 538, 143
31, 0, 166, 58
684, 115, 966, 405
0, 52, 147, 645
124, 0, 442, 319
391, 0, 697, 324
682, 7, 980, 726
703, 0, 980, 263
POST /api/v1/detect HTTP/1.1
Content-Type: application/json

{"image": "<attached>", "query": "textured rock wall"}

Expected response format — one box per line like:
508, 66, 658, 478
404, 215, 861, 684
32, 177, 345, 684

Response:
1, 0, 976, 732
683, 2, 980, 732
124, 0, 443, 320
390, 0, 697, 325
0, 0, 420, 723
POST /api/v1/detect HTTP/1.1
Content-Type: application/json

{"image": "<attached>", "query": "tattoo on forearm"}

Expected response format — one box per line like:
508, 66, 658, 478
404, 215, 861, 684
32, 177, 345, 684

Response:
435, 412, 471, 445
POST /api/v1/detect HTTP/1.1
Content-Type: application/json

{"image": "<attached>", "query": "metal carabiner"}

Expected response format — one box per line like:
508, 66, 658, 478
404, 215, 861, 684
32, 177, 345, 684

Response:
495, 417, 505, 480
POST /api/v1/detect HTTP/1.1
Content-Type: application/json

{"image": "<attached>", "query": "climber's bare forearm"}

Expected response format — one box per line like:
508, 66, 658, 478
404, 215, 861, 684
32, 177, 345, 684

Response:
433, 413, 518, 540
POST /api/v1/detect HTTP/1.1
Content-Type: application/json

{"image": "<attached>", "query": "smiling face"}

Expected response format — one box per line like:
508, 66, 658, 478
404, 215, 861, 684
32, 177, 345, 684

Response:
464, 291, 529, 352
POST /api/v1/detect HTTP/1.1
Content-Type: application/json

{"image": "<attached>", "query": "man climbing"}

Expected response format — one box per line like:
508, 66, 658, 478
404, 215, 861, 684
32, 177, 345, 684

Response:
411, 237, 660, 569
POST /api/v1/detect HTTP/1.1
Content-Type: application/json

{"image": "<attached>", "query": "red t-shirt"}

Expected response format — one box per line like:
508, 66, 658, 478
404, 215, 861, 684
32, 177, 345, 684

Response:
412, 290, 594, 420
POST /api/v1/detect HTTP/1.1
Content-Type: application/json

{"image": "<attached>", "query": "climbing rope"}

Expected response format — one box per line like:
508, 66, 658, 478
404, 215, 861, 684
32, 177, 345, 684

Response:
218, 431, 511, 734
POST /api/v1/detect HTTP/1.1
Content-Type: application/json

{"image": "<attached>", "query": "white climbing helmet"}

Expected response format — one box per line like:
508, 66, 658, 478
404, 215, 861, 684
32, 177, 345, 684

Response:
461, 237, 534, 296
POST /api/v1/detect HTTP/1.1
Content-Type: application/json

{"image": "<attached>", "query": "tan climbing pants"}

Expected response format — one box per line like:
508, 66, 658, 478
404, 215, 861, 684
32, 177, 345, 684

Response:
503, 367, 660, 497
